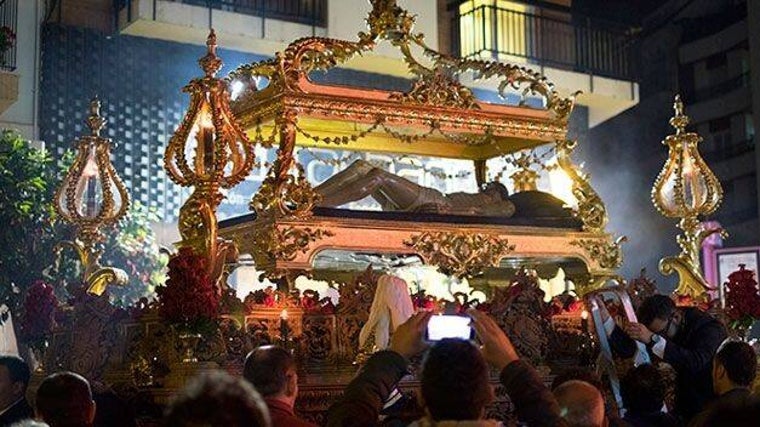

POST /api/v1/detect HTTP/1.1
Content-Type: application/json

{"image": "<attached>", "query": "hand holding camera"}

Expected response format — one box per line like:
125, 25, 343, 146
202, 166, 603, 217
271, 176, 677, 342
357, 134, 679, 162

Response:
468, 308, 520, 371
389, 308, 519, 372
388, 311, 433, 360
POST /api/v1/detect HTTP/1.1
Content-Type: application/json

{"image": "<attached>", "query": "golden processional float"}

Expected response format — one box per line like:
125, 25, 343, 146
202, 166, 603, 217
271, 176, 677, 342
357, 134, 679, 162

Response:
40, 0, 729, 422
219, 3, 621, 290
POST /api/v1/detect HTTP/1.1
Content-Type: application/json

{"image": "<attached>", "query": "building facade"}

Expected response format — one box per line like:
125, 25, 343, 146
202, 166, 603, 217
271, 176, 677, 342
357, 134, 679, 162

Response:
589, 0, 758, 282
3, 0, 638, 240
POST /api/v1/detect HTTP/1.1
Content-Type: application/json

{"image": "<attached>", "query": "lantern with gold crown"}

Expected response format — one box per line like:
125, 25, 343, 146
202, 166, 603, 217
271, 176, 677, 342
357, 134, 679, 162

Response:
163, 30, 255, 284
652, 95, 725, 298
53, 97, 130, 296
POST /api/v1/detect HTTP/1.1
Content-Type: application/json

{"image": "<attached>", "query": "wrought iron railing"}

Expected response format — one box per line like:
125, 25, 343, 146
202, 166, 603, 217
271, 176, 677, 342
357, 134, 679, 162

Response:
0, 0, 18, 72
116, 0, 327, 28
452, 4, 637, 80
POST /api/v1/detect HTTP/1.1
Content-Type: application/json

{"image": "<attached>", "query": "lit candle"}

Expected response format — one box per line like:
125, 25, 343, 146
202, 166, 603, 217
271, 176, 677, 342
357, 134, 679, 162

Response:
581, 309, 589, 333
279, 309, 290, 340
195, 112, 215, 174
82, 153, 99, 217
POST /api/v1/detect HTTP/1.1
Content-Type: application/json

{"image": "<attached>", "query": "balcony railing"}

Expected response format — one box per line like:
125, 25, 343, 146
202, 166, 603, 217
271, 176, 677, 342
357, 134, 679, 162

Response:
0, 0, 18, 71
685, 72, 751, 104
452, 4, 637, 80
702, 137, 755, 164
116, 0, 327, 28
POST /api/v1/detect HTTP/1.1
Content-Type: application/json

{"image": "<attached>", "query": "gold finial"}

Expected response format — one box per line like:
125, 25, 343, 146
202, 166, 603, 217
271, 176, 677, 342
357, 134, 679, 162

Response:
86, 96, 106, 137
199, 29, 223, 78
669, 94, 689, 135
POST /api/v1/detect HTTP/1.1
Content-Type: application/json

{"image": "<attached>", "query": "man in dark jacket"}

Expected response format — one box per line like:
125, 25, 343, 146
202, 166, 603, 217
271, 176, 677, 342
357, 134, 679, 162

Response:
690, 340, 757, 426
602, 295, 726, 420
244, 345, 317, 427
0, 356, 33, 426
326, 309, 563, 426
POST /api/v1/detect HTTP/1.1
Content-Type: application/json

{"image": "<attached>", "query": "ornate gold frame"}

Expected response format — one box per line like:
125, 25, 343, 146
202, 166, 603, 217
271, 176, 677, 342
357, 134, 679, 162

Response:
217, 0, 616, 292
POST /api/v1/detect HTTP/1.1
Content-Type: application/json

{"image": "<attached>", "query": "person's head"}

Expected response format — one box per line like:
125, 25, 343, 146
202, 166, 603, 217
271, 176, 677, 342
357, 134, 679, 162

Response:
713, 340, 758, 395
620, 364, 665, 415
483, 182, 510, 202
35, 372, 96, 427
243, 346, 298, 406
553, 380, 607, 427
163, 371, 270, 427
551, 368, 603, 392
0, 355, 30, 409
637, 295, 680, 339
420, 339, 493, 420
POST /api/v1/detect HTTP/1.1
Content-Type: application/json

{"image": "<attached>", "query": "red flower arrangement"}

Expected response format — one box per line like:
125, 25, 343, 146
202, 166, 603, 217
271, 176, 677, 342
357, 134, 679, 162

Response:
18, 281, 58, 350
412, 290, 438, 310
300, 290, 335, 314
724, 264, 760, 331
156, 247, 220, 334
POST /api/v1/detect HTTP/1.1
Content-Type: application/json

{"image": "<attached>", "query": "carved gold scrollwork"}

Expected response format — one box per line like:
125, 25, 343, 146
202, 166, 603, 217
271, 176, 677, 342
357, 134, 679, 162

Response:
424, 51, 578, 123
404, 231, 515, 278
570, 236, 627, 270
659, 218, 726, 297
390, 66, 478, 109
556, 139, 608, 233
250, 224, 333, 278
229, 0, 574, 121
250, 164, 322, 219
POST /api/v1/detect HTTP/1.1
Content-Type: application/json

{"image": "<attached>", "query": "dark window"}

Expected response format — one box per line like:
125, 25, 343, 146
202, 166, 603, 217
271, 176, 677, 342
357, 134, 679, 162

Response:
705, 52, 727, 70
709, 116, 732, 133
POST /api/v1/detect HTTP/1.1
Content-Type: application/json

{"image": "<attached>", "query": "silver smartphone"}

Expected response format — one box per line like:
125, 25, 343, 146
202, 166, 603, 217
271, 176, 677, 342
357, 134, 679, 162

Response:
425, 314, 474, 341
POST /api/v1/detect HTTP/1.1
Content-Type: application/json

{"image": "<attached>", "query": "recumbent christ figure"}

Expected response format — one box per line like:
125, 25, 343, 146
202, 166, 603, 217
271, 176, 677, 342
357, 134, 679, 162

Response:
314, 160, 516, 217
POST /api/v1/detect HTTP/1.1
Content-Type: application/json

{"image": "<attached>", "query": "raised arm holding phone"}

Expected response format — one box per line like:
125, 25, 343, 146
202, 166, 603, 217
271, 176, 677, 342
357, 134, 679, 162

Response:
326, 309, 563, 426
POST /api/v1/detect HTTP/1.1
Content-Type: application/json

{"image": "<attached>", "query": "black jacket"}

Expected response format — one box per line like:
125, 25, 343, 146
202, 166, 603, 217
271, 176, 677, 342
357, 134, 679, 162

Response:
609, 307, 727, 420
688, 387, 753, 427
326, 350, 563, 427
0, 398, 34, 426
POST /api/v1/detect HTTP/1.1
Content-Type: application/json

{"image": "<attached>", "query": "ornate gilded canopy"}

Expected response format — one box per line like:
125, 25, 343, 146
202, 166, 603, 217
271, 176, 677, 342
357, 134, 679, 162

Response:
218, 0, 617, 289
228, 0, 575, 163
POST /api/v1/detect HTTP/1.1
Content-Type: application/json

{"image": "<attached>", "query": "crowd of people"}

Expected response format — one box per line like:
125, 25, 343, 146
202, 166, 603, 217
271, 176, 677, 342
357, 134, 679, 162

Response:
0, 294, 758, 427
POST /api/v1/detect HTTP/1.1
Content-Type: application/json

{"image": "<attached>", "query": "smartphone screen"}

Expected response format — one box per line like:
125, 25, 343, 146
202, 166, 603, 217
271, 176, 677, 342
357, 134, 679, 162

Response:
426, 314, 473, 341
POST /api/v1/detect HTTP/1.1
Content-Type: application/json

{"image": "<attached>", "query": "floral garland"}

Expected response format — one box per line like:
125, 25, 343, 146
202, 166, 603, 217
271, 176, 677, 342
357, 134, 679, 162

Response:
156, 247, 220, 334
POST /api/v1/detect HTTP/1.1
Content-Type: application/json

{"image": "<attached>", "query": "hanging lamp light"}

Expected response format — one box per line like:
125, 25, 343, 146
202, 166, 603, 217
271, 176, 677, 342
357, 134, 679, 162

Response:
652, 95, 725, 298
54, 96, 130, 295
164, 29, 255, 283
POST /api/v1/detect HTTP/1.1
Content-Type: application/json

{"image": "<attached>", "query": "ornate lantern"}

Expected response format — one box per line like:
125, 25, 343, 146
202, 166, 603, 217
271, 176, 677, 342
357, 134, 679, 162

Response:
54, 97, 130, 295
652, 95, 725, 298
164, 30, 255, 283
